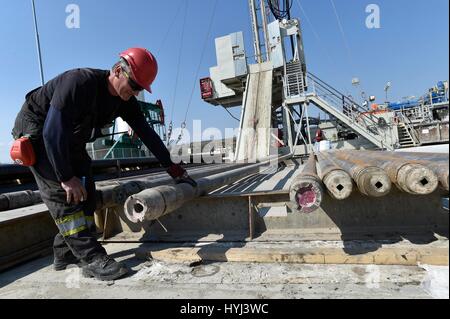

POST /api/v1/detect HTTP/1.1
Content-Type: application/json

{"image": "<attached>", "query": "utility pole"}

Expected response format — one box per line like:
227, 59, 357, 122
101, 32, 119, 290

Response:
31, 0, 45, 86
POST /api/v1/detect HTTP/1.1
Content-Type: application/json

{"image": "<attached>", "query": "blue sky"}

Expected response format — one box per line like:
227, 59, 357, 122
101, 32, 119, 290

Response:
0, 0, 448, 163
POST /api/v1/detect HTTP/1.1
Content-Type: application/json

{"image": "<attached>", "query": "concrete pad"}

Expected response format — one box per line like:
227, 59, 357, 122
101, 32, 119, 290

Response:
0, 242, 447, 299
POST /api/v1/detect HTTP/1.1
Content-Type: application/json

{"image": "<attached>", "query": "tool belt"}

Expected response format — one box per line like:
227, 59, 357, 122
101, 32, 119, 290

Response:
10, 136, 36, 167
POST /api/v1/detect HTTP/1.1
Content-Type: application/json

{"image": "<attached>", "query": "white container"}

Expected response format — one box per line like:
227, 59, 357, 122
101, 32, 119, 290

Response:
314, 140, 332, 152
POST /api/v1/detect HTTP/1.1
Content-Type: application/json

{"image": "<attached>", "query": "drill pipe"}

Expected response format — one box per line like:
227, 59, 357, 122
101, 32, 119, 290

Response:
380, 151, 448, 163
342, 150, 439, 195
96, 162, 249, 210
124, 154, 292, 223
289, 155, 324, 214
380, 151, 448, 191
344, 151, 449, 191
326, 151, 392, 197
425, 162, 449, 191
0, 163, 249, 212
339, 150, 439, 195
0, 190, 42, 211
315, 152, 353, 200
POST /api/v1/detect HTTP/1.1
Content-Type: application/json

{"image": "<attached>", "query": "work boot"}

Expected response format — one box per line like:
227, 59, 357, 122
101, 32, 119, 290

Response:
53, 254, 86, 271
82, 255, 129, 281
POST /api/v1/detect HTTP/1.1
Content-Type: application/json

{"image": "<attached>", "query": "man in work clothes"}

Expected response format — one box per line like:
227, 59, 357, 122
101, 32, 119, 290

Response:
12, 48, 196, 281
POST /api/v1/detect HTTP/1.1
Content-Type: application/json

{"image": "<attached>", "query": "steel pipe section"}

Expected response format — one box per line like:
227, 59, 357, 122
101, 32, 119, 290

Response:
316, 152, 353, 200
96, 162, 250, 210
0, 163, 247, 212
125, 154, 293, 223
386, 152, 448, 191
344, 150, 445, 193
289, 155, 324, 214
427, 162, 449, 191
339, 150, 439, 195
326, 151, 392, 197
0, 190, 42, 211
385, 152, 448, 163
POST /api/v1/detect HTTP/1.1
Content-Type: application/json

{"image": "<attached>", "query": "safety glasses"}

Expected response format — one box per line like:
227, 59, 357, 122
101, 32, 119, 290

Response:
122, 70, 144, 92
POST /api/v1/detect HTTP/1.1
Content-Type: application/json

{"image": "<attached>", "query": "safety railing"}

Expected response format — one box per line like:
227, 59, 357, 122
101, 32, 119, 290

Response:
284, 72, 305, 97
283, 71, 397, 149
397, 104, 434, 123
87, 147, 148, 160
306, 72, 382, 134
396, 112, 420, 146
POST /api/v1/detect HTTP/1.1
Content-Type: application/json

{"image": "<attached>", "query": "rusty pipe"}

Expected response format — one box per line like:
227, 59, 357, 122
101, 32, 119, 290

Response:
341, 150, 439, 195
380, 151, 448, 163
426, 162, 449, 191
326, 151, 392, 197
345, 150, 448, 192
125, 154, 293, 223
380, 152, 447, 191
0, 190, 42, 211
289, 155, 324, 214
95, 163, 251, 210
316, 152, 353, 200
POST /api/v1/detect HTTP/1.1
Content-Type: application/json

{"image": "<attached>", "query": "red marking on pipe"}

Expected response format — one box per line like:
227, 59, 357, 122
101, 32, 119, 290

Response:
296, 186, 317, 208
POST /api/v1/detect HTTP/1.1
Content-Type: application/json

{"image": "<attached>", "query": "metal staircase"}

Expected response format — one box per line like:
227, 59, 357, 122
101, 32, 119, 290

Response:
397, 124, 416, 148
396, 113, 420, 148
283, 71, 395, 150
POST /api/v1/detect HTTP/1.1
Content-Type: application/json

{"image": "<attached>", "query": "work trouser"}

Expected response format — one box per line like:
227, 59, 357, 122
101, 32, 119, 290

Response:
30, 162, 106, 263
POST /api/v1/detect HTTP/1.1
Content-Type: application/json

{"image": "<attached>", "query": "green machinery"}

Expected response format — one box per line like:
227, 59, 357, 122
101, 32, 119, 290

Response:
89, 100, 166, 160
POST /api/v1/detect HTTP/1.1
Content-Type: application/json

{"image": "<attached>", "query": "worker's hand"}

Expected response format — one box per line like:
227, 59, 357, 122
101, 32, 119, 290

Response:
167, 164, 198, 188
61, 177, 88, 204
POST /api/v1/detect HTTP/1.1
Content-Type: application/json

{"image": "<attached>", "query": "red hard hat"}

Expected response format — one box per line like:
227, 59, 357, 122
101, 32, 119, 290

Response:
120, 48, 158, 93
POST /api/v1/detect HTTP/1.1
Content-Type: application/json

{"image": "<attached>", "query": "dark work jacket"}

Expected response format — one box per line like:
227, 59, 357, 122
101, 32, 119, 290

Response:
12, 68, 172, 182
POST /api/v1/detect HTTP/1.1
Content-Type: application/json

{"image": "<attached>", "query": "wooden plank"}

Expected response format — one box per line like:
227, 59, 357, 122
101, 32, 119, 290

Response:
139, 245, 449, 266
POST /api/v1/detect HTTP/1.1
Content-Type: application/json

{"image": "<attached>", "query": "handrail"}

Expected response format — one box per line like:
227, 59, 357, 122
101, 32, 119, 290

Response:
307, 73, 372, 116
283, 70, 397, 149
306, 75, 380, 130
396, 112, 420, 145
